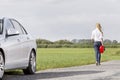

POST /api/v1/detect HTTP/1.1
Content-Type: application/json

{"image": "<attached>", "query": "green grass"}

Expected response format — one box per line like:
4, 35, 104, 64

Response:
6, 48, 120, 74
36, 48, 120, 70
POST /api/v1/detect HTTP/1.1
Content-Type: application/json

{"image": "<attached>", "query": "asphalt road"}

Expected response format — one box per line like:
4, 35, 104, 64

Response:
3, 60, 120, 80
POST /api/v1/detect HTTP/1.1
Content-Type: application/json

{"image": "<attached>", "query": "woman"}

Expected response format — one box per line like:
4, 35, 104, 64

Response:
91, 23, 103, 66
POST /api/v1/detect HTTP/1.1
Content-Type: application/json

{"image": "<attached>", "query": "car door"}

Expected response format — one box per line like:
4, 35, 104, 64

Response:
10, 19, 29, 66
3, 19, 22, 69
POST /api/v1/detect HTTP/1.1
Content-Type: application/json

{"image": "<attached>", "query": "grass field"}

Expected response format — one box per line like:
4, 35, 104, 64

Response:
36, 48, 120, 70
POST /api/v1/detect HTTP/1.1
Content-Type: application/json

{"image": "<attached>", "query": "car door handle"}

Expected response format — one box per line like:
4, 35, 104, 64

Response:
17, 39, 20, 42
27, 37, 30, 40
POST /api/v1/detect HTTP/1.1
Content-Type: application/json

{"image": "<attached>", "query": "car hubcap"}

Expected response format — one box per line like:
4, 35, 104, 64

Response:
30, 52, 36, 72
0, 55, 4, 78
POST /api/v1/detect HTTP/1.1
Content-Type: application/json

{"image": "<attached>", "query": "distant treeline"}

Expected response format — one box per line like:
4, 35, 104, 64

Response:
36, 39, 120, 48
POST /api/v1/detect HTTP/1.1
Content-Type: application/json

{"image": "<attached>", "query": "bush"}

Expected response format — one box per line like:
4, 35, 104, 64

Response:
37, 44, 48, 48
47, 44, 62, 48
36, 39, 120, 48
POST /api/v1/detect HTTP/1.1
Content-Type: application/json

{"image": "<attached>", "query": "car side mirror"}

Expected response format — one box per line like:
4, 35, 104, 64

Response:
6, 28, 19, 36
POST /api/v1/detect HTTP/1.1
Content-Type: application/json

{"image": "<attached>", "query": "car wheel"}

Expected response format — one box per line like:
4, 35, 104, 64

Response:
0, 52, 4, 80
23, 50, 36, 74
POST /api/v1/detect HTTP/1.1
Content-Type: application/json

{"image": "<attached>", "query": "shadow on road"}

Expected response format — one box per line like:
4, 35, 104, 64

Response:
4, 70, 104, 80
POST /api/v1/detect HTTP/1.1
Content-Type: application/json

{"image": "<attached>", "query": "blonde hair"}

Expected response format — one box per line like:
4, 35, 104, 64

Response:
96, 23, 103, 35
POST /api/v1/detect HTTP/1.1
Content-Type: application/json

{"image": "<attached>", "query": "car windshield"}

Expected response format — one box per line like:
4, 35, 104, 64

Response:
0, 19, 3, 34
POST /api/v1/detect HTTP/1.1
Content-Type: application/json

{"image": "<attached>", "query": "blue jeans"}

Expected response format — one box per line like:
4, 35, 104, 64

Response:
94, 41, 102, 64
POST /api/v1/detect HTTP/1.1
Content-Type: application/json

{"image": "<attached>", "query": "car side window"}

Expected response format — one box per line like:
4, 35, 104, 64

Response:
6, 20, 14, 30
11, 20, 23, 35
0, 19, 3, 34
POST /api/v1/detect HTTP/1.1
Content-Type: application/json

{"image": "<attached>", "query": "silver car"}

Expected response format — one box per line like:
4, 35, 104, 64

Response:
0, 18, 37, 79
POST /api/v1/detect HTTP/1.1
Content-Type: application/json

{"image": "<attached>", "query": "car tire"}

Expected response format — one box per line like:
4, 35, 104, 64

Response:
23, 50, 36, 75
0, 52, 4, 80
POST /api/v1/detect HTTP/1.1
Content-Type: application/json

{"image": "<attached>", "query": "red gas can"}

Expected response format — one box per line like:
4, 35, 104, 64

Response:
99, 45, 105, 54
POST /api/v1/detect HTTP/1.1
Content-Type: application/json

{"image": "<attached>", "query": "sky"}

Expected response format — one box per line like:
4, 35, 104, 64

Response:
0, 0, 120, 41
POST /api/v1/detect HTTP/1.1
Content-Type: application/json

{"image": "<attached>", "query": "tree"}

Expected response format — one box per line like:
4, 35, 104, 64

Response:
71, 39, 78, 43
54, 40, 73, 44
112, 40, 118, 44
104, 39, 112, 44
36, 39, 53, 44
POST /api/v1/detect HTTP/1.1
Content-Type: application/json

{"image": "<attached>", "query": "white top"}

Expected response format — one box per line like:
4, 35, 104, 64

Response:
91, 28, 103, 42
